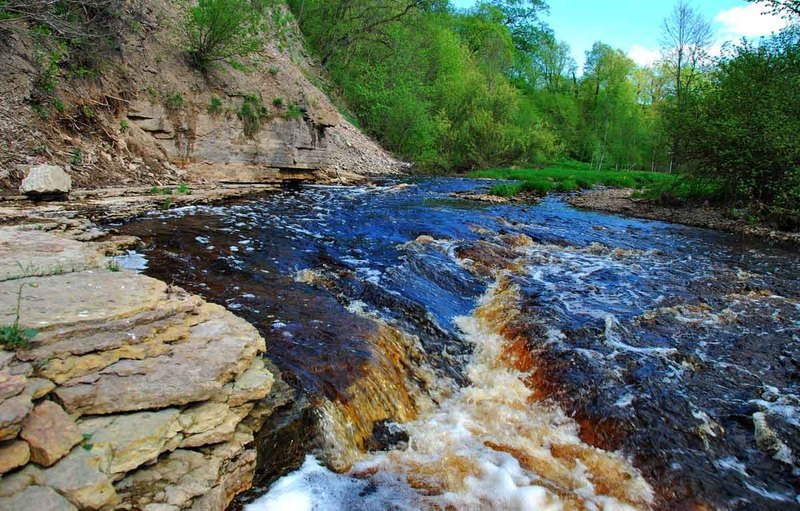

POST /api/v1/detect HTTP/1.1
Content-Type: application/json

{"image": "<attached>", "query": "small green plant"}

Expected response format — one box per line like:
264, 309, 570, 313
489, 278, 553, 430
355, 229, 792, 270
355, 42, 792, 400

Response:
106, 259, 120, 272
52, 98, 65, 113
119, 119, 129, 132
177, 181, 190, 194
284, 102, 303, 120
164, 91, 185, 111
81, 105, 94, 119
272, 97, 283, 107
32, 104, 49, 120
148, 186, 160, 195
146, 87, 159, 103
208, 95, 223, 114
70, 148, 82, 165
162, 187, 173, 195
238, 94, 269, 138
268, 65, 279, 76
0, 283, 39, 350
161, 198, 172, 211
81, 433, 93, 451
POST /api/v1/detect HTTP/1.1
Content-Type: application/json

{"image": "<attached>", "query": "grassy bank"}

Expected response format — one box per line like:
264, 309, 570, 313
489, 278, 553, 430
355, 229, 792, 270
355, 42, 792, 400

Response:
469, 162, 678, 198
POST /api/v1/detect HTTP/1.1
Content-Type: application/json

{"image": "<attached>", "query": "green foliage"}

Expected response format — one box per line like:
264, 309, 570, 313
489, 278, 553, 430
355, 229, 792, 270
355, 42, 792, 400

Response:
52, 98, 65, 113
70, 148, 82, 165
0, 283, 38, 350
208, 95, 223, 114
177, 181, 190, 194
106, 259, 121, 272
474, 162, 678, 198
81, 105, 94, 119
272, 97, 284, 107
238, 94, 269, 137
268, 65, 279, 76
673, 30, 800, 227
182, 0, 269, 71
119, 119, 129, 132
164, 92, 185, 111
283, 101, 303, 120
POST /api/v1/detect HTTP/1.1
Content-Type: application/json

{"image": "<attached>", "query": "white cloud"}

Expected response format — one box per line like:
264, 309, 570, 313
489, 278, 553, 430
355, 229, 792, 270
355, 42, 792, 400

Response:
628, 45, 661, 66
715, 3, 789, 39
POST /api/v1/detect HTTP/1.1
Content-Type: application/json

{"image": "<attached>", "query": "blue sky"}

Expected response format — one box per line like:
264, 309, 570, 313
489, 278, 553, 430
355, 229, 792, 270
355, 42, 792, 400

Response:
450, 0, 789, 69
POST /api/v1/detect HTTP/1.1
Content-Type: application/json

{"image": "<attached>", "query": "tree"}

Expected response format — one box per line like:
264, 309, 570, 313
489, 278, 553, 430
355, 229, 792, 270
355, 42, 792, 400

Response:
748, 0, 800, 19
660, 1, 712, 171
660, 1, 712, 103
290, 0, 434, 67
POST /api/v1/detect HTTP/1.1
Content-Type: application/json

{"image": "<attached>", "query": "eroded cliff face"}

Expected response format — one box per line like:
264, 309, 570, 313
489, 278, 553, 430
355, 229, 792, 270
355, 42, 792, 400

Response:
0, 224, 292, 510
0, 0, 402, 191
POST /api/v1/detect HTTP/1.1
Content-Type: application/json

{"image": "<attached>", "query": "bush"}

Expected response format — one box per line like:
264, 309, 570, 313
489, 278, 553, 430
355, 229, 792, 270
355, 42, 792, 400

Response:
238, 94, 269, 137
183, 0, 268, 71
208, 95, 223, 113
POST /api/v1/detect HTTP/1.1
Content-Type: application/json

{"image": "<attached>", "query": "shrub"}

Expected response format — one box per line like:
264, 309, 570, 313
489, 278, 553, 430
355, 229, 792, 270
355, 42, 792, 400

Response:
183, 0, 268, 71
164, 91, 185, 111
208, 95, 223, 113
238, 94, 269, 137
268, 65, 279, 76
272, 97, 283, 107
284, 101, 303, 120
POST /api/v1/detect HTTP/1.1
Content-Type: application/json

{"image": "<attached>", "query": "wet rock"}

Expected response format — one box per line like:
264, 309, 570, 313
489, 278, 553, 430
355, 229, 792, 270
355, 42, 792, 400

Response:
19, 165, 72, 197
0, 440, 30, 474
20, 401, 83, 467
0, 485, 77, 511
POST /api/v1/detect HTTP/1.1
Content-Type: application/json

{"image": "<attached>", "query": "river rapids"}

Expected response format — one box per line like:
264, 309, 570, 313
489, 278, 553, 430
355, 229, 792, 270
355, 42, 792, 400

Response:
117, 179, 800, 511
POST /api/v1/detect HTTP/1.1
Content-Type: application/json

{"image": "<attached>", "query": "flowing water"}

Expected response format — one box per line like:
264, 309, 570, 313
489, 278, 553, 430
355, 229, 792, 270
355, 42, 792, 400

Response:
116, 178, 800, 510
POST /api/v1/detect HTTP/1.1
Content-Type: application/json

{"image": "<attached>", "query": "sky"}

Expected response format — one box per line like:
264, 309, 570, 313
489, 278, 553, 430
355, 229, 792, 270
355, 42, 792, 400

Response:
449, 0, 790, 70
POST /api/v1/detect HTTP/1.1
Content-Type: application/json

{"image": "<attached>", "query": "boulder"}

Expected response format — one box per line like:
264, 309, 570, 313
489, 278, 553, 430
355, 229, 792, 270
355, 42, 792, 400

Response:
0, 372, 25, 400
0, 394, 33, 441
19, 165, 72, 197
0, 440, 30, 474
20, 401, 83, 467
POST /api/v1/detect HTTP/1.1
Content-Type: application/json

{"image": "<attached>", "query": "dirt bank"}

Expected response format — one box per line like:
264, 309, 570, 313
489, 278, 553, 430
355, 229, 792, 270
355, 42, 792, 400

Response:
569, 188, 800, 245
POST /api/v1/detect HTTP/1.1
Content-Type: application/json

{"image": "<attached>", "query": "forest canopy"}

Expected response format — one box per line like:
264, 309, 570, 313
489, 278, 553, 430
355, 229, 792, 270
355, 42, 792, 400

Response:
290, 0, 798, 223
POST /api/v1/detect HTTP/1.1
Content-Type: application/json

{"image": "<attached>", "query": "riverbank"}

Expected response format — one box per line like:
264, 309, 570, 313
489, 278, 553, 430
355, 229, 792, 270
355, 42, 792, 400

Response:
568, 188, 800, 245
0, 217, 298, 510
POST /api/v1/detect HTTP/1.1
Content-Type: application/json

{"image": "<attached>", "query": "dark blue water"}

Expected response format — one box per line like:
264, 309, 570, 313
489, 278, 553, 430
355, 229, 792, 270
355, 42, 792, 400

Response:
118, 178, 800, 510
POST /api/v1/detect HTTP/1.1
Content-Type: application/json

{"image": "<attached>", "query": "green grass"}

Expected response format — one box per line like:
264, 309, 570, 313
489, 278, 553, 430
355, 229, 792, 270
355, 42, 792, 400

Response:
469, 161, 679, 198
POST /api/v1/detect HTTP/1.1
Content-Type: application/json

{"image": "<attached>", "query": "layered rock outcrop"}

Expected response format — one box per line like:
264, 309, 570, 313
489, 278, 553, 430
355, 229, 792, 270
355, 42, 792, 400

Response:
0, 225, 283, 510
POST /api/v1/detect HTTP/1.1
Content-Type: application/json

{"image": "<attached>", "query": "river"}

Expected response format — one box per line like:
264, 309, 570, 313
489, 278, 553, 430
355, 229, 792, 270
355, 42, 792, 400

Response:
116, 178, 800, 510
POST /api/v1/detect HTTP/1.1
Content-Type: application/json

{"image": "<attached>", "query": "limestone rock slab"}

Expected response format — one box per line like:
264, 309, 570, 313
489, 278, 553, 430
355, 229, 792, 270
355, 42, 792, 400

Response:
78, 408, 181, 474
21, 401, 83, 467
0, 485, 77, 511
0, 227, 105, 281
56, 304, 264, 415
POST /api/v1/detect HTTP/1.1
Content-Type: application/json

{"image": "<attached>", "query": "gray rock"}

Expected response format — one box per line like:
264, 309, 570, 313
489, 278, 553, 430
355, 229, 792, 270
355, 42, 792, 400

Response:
19, 165, 72, 196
